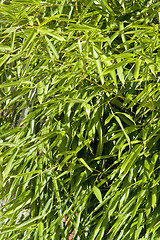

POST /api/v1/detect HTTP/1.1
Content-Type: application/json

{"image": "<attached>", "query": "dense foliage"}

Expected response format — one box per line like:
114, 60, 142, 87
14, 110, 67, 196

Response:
0, 0, 160, 239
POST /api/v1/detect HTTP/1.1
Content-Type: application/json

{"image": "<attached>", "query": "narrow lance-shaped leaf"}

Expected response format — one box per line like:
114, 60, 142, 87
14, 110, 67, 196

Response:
39, 15, 62, 26
105, 114, 113, 125
101, 56, 117, 86
120, 144, 143, 176
21, 29, 37, 52
37, 81, 43, 104
93, 47, 104, 85
152, 185, 157, 209
3, 149, 18, 180
0, 165, 3, 190
0, 54, 10, 67
11, 30, 16, 51
116, 58, 125, 85
134, 59, 141, 80
39, 28, 65, 41
45, 36, 59, 59
93, 186, 102, 202
78, 158, 93, 172
114, 115, 130, 146
38, 221, 44, 240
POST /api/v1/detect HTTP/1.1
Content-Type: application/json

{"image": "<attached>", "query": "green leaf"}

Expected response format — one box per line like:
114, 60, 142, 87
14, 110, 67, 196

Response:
21, 29, 37, 52
0, 45, 11, 51
105, 114, 113, 125
134, 59, 141, 80
103, 59, 135, 75
39, 28, 65, 41
93, 47, 104, 85
93, 186, 102, 202
68, 24, 99, 32
0, 1, 159, 239
108, 194, 120, 219
3, 149, 18, 180
37, 81, 44, 104
0, 54, 10, 67
40, 15, 76, 26
152, 186, 157, 209
45, 36, 59, 59
78, 158, 93, 172
114, 115, 130, 145
120, 144, 143, 176
38, 221, 44, 240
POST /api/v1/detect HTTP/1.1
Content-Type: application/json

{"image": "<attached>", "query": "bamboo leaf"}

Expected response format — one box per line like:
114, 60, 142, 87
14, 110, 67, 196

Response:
37, 81, 43, 104
152, 186, 157, 209
0, 54, 10, 67
93, 47, 104, 85
3, 149, 18, 180
21, 29, 37, 52
93, 186, 102, 203
45, 36, 59, 59
120, 144, 143, 176
78, 158, 93, 172
39, 28, 65, 41
134, 59, 141, 80
114, 115, 130, 145
38, 221, 44, 240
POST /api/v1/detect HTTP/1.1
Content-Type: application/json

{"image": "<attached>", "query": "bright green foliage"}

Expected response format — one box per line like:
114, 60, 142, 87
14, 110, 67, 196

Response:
0, 0, 160, 239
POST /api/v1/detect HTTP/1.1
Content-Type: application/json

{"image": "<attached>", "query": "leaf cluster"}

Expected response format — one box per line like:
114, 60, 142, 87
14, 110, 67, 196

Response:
0, 0, 160, 239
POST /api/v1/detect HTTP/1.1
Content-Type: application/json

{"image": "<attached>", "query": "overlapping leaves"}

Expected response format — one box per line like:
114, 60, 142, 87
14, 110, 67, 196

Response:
0, 0, 160, 239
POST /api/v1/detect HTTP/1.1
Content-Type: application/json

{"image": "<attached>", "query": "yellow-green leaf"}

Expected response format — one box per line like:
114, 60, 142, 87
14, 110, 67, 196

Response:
93, 186, 102, 202
37, 81, 43, 104
78, 158, 92, 172
134, 59, 141, 80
